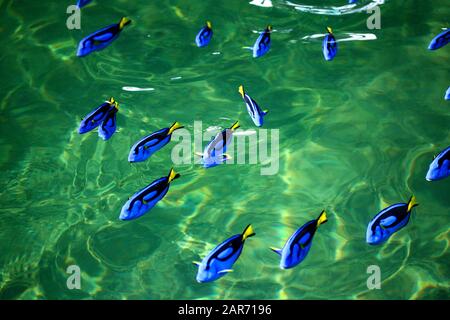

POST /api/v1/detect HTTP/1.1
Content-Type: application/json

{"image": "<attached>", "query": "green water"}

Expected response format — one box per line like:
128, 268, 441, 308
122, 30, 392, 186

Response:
0, 0, 449, 300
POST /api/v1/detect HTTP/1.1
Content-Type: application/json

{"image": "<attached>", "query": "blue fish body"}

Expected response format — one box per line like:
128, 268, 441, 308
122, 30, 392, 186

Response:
119, 169, 180, 221
77, 0, 93, 8
78, 99, 116, 134
200, 121, 240, 168
426, 146, 450, 181
239, 86, 267, 127
428, 29, 450, 51
348, 0, 357, 4
119, 177, 168, 221
195, 22, 213, 47
445, 87, 450, 100
203, 132, 229, 162
272, 211, 327, 269
77, 17, 131, 57
253, 25, 272, 58
323, 28, 337, 61
129, 129, 171, 163
195, 225, 255, 283
128, 122, 183, 163
366, 196, 418, 245
98, 106, 118, 140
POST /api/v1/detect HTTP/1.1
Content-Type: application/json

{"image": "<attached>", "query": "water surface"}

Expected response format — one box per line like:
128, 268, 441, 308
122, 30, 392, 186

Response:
0, 0, 449, 299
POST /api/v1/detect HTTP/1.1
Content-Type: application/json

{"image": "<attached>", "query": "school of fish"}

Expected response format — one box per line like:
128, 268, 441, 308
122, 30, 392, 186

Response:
75, 1, 449, 283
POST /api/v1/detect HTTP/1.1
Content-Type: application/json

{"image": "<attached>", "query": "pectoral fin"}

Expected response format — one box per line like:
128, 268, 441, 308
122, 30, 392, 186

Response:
270, 247, 282, 256
218, 269, 233, 274
299, 233, 311, 244
94, 33, 114, 42
380, 216, 397, 228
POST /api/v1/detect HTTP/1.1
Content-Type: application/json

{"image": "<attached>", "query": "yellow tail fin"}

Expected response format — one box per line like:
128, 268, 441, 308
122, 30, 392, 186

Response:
206, 21, 212, 29
119, 17, 131, 30
316, 210, 328, 227
168, 122, 184, 135
168, 168, 181, 183
242, 224, 255, 241
230, 121, 240, 131
238, 85, 245, 98
407, 195, 419, 212
267, 25, 273, 32
327, 26, 333, 34
108, 97, 119, 109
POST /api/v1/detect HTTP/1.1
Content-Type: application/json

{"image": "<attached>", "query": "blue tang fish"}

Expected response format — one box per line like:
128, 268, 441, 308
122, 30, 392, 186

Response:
270, 211, 328, 269
128, 122, 184, 163
323, 27, 337, 61
98, 104, 118, 141
366, 196, 419, 245
239, 85, 268, 127
197, 121, 240, 168
426, 146, 450, 181
428, 28, 450, 51
194, 224, 255, 283
77, 17, 131, 57
348, 0, 358, 4
78, 97, 117, 134
253, 25, 272, 58
119, 168, 180, 221
77, 0, 93, 8
445, 87, 450, 100
195, 21, 213, 47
